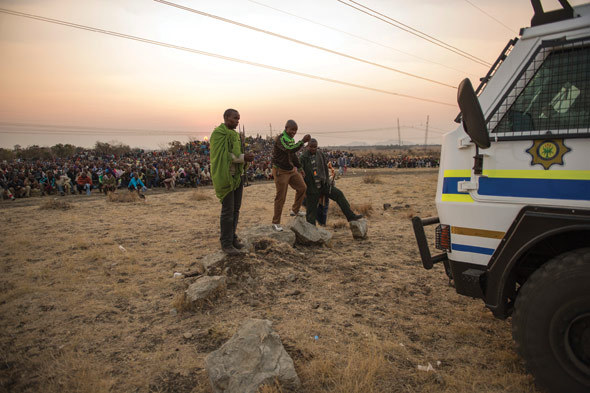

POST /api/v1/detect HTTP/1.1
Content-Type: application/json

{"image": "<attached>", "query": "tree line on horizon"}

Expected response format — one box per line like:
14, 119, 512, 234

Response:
1, 138, 440, 162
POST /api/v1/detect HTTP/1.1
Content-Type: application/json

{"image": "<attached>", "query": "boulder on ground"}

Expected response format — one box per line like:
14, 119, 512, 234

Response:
200, 251, 228, 272
350, 218, 368, 239
186, 276, 226, 306
290, 216, 332, 246
241, 225, 296, 251
205, 318, 300, 393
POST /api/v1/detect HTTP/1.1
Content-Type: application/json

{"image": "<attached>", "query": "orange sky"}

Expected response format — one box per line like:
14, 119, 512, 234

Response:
1, 0, 585, 149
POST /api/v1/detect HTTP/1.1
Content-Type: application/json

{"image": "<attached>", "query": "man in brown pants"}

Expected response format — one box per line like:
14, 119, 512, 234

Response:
271, 120, 311, 231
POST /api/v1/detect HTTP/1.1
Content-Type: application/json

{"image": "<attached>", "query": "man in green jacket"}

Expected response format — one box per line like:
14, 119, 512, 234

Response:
210, 109, 254, 255
270, 120, 311, 231
300, 139, 363, 226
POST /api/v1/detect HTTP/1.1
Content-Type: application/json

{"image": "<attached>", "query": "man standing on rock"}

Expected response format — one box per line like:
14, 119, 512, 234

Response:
271, 120, 311, 232
300, 138, 363, 226
210, 109, 254, 255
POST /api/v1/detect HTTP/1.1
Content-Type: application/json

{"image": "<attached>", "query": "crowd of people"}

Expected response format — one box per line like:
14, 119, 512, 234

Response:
0, 136, 438, 200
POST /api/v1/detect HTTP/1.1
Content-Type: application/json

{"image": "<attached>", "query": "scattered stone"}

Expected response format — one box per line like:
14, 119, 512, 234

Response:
241, 225, 296, 251
290, 217, 332, 246
343, 322, 352, 327
287, 290, 301, 296
312, 302, 320, 309
349, 219, 368, 239
183, 332, 193, 339
383, 203, 391, 210
173, 272, 184, 278
286, 274, 296, 282
185, 276, 226, 307
405, 204, 411, 208
205, 319, 301, 393
170, 308, 178, 316
417, 362, 435, 372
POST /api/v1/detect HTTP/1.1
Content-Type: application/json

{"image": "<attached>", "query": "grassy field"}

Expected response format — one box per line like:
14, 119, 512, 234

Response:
0, 168, 541, 393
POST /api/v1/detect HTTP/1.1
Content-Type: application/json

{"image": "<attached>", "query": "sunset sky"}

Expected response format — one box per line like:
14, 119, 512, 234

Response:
1, 0, 585, 149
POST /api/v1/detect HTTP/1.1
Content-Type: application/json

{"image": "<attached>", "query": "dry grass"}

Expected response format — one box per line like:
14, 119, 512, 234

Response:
171, 292, 194, 313
362, 174, 383, 184
329, 202, 373, 219
351, 202, 373, 217
0, 168, 539, 393
331, 220, 348, 229
187, 190, 211, 201
106, 191, 141, 203
39, 198, 72, 210
299, 343, 389, 393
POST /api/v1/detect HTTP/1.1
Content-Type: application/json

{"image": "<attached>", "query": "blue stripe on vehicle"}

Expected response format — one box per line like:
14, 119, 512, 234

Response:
451, 243, 495, 255
442, 177, 470, 194
478, 178, 590, 201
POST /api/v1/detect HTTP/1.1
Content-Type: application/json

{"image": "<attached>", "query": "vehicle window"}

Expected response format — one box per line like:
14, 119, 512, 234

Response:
488, 42, 589, 139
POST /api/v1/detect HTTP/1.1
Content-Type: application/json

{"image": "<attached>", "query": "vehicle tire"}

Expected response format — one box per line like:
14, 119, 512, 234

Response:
512, 247, 590, 393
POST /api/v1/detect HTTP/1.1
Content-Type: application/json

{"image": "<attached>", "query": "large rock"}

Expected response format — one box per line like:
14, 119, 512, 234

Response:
241, 225, 296, 251
290, 216, 332, 246
186, 276, 226, 306
349, 218, 368, 239
200, 251, 228, 272
205, 319, 300, 393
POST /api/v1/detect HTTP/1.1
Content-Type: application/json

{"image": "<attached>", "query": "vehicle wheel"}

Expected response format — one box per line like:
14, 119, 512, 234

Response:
512, 247, 590, 393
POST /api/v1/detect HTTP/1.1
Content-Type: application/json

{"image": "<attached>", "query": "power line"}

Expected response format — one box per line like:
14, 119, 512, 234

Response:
463, 0, 518, 34
342, 0, 492, 65
336, 0, 492, 67
154, 0, 455, 89
246, 0, 478, 77
0, 8, 455, 107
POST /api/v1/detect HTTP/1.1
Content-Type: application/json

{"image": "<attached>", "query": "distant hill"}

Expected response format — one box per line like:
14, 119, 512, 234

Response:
332, 140, 441, 148
325, 144, 441, 150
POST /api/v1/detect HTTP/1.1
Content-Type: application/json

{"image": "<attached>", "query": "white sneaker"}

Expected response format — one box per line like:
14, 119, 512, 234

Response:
273, 224, 283, 232
289, 210, 305, 217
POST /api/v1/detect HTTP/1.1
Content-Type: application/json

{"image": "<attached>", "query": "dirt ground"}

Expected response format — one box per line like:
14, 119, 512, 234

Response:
0, 168, 542, 393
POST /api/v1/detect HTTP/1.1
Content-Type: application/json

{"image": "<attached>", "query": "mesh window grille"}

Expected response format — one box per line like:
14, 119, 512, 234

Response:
488, 38, 590, 140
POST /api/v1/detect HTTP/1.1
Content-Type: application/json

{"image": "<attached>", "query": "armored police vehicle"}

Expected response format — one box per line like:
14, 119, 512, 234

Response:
412, 1, 590, 392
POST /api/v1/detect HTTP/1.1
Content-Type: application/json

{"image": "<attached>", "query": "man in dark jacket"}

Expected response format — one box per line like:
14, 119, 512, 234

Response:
300, 139, 363, 226
270, 120, 311, 231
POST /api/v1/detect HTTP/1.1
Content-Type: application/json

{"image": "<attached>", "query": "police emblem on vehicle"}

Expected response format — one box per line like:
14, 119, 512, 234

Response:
526, 139, 571, 170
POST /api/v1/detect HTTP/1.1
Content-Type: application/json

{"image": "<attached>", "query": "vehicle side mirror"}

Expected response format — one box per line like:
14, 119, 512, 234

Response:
457, 78, 491, 149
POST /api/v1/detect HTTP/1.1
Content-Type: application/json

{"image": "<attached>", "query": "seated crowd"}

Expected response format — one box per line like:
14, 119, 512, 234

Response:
0, 137, 439, 200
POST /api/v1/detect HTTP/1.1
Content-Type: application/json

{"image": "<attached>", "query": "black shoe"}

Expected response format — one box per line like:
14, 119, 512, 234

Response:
233, 238, 244, 249
348, 214, 364, 222
222, 245, 241, 256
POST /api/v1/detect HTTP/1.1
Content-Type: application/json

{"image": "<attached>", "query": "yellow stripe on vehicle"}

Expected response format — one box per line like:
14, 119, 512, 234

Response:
443, 169, 471, 178
441, 194, 474, 203
482, 169, 590, 180
451, 226, 505, 239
